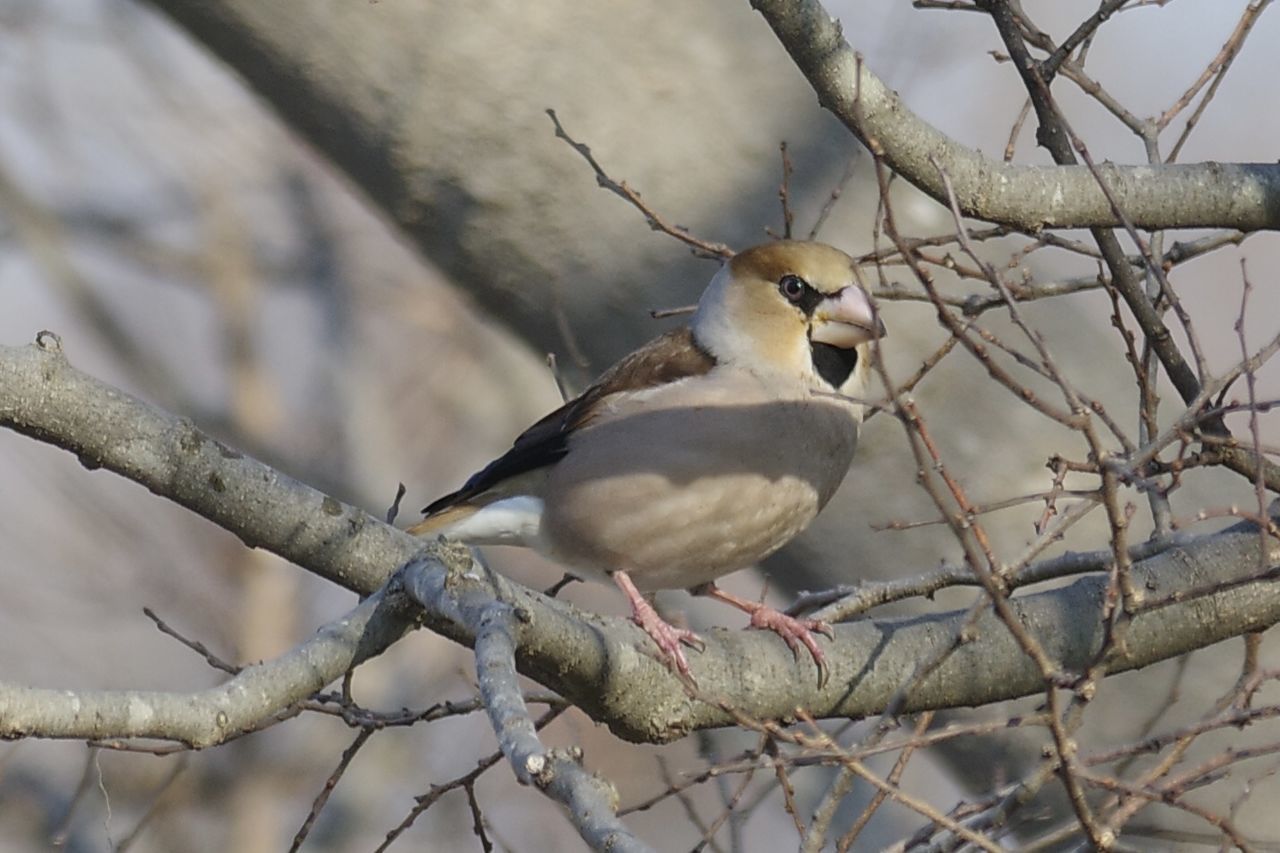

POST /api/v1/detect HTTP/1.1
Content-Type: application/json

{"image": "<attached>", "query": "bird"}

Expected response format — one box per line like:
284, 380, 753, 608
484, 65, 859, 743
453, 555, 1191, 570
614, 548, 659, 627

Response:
408, 240, 885, 683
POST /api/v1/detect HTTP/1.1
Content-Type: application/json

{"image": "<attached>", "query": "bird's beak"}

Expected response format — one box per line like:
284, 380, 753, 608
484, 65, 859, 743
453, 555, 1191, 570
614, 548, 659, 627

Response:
810, 286, 886, 348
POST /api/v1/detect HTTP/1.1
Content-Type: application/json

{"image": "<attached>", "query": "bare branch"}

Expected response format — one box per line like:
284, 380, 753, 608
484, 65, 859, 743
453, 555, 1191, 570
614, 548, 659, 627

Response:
401, 570, 649, 853
546, 109, 733, 259
0, 585, 414, 747
750, 0, 1280, 231
3, 339, 1280, 746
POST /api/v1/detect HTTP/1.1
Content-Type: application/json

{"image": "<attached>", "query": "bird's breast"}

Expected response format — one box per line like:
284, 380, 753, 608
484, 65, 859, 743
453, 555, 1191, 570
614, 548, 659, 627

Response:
536, 390, 860, 590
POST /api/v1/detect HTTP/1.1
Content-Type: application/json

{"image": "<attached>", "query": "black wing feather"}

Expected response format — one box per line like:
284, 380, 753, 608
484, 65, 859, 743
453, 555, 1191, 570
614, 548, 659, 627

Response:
420, 398, 583, 514
420, 326, 716, 517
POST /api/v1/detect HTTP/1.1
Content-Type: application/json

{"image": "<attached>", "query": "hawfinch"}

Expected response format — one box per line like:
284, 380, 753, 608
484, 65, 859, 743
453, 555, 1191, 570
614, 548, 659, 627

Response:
410, 240, 884, 682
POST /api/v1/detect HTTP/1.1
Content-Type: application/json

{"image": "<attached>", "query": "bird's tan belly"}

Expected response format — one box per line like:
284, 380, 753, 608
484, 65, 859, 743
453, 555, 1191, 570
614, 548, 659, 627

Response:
536, 397, 859, 590
540, 469, 822, 590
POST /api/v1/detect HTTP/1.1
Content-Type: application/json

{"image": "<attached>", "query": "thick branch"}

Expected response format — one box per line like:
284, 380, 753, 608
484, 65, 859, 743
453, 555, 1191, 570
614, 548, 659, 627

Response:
3, 338, 1280, 745
0, 585, 417, 748
980, 0, 1280, 495
0, 334, 413, 596
750, 0, 1280, 231
416, 584, 648, 852
981, 0, 1205, 410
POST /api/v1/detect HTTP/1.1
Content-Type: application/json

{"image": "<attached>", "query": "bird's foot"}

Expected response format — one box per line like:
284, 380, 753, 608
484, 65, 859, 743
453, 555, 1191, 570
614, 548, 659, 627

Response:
697, 583, 833, 688
630, 603, 705, 678
748, 606, 833, 684
543, 573, 581, 598
613, 570, 704, 678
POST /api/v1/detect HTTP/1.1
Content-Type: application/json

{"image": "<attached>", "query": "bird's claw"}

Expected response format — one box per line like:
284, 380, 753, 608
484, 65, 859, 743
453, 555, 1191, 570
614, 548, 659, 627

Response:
615, 569, 704, 679
631, 608, 704, 677
748, 607, 832, 688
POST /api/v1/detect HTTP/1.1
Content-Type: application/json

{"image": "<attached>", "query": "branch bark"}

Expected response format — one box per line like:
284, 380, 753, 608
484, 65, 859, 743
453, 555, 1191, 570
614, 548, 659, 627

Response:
750, 0, 1280, 231
416, 585, 648, 852
0, 585, 415, 748
3, 337, 1280, 746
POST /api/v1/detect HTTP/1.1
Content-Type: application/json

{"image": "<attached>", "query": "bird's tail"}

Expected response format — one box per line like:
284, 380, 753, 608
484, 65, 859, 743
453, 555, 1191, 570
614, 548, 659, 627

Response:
405, 504, 478, 537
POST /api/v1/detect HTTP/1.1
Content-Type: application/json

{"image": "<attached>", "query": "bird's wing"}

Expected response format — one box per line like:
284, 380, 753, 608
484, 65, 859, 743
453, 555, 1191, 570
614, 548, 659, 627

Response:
418, 325, 717, 518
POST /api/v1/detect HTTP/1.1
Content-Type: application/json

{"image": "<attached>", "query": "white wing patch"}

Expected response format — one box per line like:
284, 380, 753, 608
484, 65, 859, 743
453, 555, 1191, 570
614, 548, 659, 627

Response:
443, 496, 545, 546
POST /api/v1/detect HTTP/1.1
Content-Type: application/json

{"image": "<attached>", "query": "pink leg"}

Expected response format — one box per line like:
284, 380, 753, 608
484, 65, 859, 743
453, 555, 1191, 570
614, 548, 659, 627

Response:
697, 583, 833, 687
613, 570, 704, 677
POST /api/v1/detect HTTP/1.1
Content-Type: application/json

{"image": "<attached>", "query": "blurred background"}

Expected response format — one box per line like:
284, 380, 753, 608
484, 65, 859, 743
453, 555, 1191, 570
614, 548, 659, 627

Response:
1, 1, 1278, 850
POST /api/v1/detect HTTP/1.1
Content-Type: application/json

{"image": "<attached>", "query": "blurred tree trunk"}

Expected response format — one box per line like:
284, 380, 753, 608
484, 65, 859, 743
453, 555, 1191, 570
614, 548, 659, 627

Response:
142, 0, 858, 366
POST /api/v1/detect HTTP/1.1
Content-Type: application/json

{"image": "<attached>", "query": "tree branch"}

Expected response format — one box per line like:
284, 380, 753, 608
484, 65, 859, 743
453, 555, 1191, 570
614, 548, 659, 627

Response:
3, 337, 1280, 746
401, 574, 649, 852
749, 0, 1280, 231
0, 584, 415, 747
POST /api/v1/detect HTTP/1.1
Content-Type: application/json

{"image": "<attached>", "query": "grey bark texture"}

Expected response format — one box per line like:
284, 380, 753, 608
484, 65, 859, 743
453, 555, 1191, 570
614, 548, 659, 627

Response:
3, 339, 1278, 745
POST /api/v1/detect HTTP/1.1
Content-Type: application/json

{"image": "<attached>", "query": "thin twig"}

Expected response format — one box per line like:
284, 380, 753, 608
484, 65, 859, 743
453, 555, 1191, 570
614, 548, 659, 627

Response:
545, 109, 732, 259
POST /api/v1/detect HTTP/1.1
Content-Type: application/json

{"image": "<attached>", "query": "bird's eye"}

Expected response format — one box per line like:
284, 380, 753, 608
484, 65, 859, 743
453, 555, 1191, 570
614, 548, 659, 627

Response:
779, 274, 808, 303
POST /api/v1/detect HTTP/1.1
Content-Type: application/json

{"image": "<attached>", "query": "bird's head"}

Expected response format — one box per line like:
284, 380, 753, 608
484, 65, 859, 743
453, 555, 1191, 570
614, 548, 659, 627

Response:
692, 240, 886, 392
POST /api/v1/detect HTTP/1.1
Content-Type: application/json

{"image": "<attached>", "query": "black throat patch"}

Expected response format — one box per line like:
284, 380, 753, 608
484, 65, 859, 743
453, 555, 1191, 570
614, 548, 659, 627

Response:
810, 341, 859, 388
